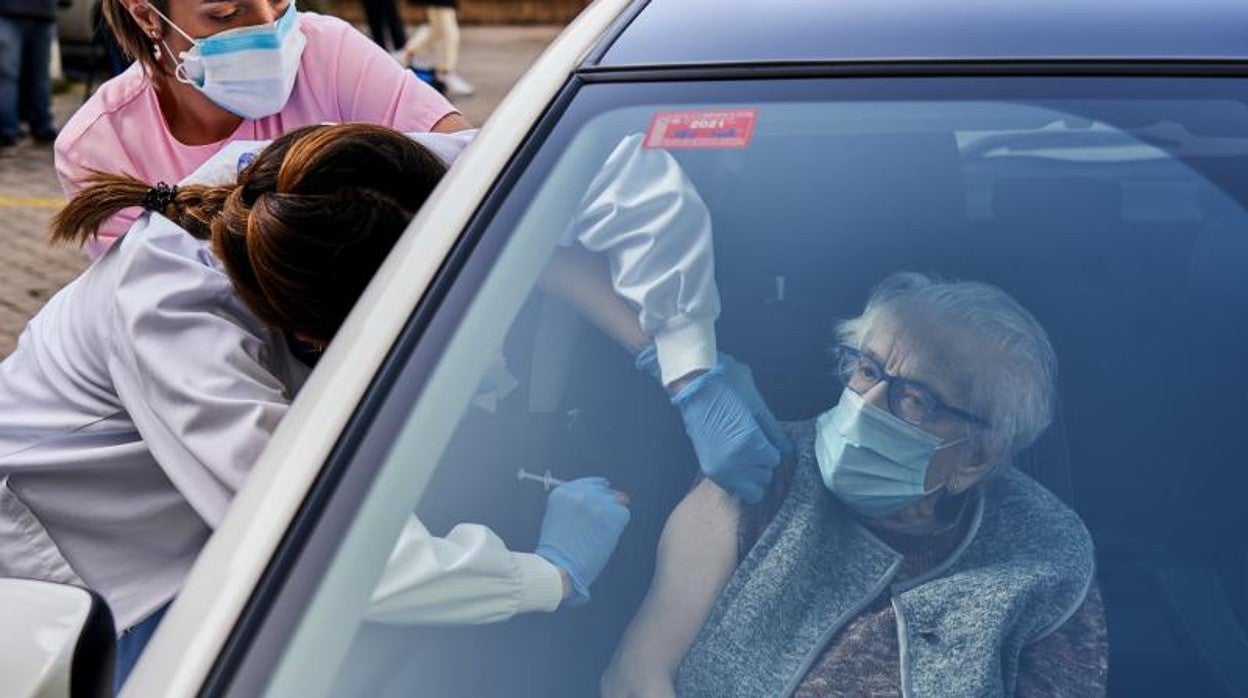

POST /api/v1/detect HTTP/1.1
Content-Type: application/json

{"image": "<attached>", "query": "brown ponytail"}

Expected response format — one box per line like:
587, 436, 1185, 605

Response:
55, 123, 448, 342
50, 173, 230, 246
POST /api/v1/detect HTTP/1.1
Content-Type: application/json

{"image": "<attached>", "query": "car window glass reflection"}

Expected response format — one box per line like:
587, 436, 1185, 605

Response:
329, 85, 1248, 697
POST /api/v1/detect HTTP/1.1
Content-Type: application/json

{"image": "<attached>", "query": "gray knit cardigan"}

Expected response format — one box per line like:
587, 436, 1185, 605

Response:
675, 421, 1095, 697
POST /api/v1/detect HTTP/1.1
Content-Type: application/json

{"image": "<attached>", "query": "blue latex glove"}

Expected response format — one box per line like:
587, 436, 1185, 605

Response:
717, 353, 796, 467
671, 365, 781, 503
535, 477, 631, 606
636, 346, 794, 468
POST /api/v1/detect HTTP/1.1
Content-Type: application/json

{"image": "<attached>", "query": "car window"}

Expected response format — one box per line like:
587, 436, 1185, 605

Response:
264, 78, 1248, 697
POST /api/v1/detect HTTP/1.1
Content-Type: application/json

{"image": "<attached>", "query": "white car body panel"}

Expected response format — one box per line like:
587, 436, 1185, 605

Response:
0, 579, 94, 698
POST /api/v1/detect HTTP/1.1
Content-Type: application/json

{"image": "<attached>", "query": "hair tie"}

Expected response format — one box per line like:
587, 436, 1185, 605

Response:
142, 182, 178, 212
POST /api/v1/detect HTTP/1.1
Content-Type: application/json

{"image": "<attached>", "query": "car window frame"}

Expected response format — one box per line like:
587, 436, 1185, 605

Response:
205, 71, 1248, 696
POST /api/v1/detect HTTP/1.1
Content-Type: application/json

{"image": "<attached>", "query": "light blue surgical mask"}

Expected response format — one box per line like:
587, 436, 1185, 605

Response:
150, 1, 306, 119
815, 388, 965, 518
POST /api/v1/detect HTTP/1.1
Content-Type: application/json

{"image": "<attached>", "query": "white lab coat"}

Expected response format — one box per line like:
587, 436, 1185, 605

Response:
564, 133, 720, 386
0, 211, 310, 631
0, 129, 716, 632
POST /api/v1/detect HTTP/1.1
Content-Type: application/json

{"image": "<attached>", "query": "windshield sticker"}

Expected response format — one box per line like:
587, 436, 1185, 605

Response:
644, 109, 758, 150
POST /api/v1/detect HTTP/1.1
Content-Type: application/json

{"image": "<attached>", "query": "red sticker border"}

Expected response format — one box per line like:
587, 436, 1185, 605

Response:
643, 109, 758, 150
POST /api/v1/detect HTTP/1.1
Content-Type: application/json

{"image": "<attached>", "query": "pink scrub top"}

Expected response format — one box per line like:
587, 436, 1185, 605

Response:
54, 12, 457, 259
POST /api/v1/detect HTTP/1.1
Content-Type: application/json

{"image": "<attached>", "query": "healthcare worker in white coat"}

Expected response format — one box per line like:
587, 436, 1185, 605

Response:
3, 124, 623, 691
0, 122, 782, 690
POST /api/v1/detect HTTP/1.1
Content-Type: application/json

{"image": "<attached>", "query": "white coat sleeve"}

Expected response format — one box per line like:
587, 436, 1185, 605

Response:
181, 140, 273, 186
106, 216, 299, 528
563, 134, 720, 386
366, 515, 564, 625
179, 130, 477, 189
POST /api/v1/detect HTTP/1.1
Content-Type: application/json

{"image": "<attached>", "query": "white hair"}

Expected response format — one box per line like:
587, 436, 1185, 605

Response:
835, 272, 1058, 464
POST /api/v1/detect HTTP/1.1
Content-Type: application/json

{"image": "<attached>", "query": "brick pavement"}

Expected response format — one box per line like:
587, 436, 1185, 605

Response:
0, 23, 561, 358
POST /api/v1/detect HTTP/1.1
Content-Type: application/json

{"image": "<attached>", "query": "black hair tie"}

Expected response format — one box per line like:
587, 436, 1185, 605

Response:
142, 182, 178, 212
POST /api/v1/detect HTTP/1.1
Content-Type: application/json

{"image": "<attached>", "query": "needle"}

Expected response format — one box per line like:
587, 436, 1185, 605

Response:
516, 468, 566, 492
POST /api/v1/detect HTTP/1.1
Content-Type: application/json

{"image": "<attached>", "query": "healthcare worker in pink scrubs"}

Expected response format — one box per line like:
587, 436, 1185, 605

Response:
55, 0, 468, 258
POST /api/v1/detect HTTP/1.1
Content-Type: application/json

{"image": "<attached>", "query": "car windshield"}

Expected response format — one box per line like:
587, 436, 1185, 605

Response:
311, 77, 1248, 697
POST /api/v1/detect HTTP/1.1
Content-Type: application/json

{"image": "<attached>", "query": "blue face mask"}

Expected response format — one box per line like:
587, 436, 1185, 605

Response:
815, 389, 965, 518
150, 1, 306, 119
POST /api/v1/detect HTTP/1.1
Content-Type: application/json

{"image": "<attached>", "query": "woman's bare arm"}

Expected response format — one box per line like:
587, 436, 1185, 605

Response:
538, 245, 650, 353
601, 479, 741, 697
538, 246, 704, 392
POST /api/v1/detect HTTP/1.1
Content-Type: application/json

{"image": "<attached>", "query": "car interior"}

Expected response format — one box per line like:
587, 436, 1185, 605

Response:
333, 102, 1248, 697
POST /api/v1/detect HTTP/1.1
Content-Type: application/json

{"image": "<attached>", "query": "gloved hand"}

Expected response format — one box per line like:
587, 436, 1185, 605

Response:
535, 477, 631, 606
637, 346, 794, 469
670, 365, 781, 504
717, 353, 796, 467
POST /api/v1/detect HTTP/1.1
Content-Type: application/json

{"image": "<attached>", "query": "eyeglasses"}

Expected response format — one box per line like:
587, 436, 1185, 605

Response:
834, 345, 988, 428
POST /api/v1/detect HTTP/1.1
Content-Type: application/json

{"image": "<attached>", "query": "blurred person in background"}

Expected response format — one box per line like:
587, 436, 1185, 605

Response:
395, 0, 472, 96
361, 0, 405, 52
0, 0, 57, 148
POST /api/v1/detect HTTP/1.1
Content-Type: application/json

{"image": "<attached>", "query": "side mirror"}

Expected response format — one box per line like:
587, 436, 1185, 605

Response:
0, 578, 115, 698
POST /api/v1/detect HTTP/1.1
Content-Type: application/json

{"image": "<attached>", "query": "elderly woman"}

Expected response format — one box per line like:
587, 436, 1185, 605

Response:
603, 272, 1108, 697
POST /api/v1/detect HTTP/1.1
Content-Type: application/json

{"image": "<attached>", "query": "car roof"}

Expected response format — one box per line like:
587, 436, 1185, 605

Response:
593, 0, 1248, 68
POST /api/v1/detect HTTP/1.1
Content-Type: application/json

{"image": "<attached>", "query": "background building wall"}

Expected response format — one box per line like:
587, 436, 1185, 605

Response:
328, 0, 591, 24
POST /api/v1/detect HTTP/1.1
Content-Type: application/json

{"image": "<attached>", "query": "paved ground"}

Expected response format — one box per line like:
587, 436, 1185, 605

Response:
0, 23, 561, 357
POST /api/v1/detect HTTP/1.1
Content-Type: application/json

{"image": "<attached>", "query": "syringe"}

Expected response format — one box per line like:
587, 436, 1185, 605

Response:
517, 468, 566, 492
